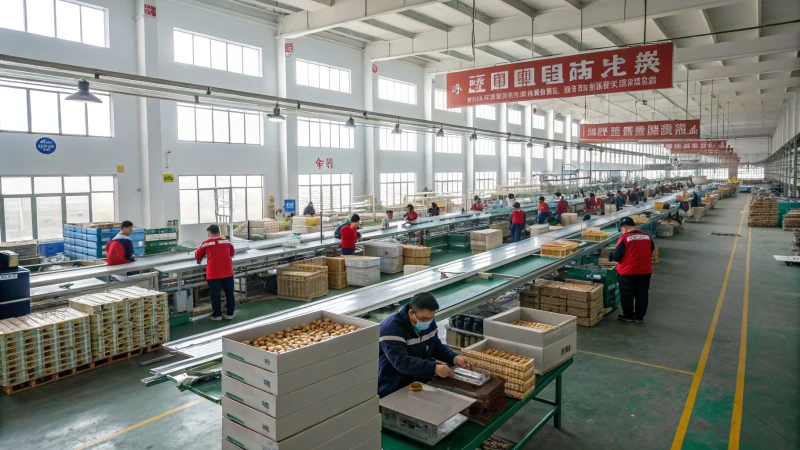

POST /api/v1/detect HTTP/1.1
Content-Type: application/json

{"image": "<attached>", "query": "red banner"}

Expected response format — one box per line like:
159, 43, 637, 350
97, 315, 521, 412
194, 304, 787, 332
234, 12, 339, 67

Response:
446, 42, 673, 108
579, 119, 699, 142
662, 140, 727, 152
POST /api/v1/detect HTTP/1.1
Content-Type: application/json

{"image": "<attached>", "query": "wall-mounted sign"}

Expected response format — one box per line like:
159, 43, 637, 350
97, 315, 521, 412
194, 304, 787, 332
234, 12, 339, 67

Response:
35, 137, 56, 155
662, 140, 727, 153
283, 199, 296, 214
117, 165, 125, 173
285, 42, 294, 58
163, 174, 175, 182
580, 119, 700, 142
315, 158, 334, 170
144, 4, 156, 17
447, 42, 673, 108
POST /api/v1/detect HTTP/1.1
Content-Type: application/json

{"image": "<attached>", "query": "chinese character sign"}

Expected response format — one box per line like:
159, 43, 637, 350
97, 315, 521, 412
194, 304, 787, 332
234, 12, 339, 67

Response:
580, 119, 700, 142
661, 140, 727, 154
447, 42, 673, 108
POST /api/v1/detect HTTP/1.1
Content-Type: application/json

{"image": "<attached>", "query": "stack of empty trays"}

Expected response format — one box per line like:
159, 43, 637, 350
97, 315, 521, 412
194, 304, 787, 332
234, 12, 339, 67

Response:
470, 229, 503, 254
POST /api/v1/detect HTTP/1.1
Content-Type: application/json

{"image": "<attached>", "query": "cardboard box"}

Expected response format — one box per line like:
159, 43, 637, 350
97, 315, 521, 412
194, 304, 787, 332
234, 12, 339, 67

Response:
221, 377, 377, 441
221, 341, 378, 395
484, 307, 577, 348
464, 335, 576, 375
576, 312, 603, 327
313, 415, 381, 450
350, 433, 381, 450
221, 360, 377, 418
221, 396, 379, 450
221, 311, 378, 373
403, 264, 428, 275
561, 213, 578, 225
528, 224, 550, 236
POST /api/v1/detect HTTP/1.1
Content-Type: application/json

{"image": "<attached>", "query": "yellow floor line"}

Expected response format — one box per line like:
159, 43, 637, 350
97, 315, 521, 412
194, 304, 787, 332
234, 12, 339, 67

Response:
671, 202, 747, 450
577, 350, 694, 375
729, 227, 752, 449
74, 398, 206, 450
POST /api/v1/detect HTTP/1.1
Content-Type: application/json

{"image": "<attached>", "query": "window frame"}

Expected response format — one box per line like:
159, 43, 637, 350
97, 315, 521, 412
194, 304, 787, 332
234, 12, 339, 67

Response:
474, 171, 497, 191
295, 59, 351, 93
532, 114, 545, 130
378, 77, 417, 105
297, 117, 355, 149
507, 109, 522, 125
434, 89, 461, 113
434, 172, 463, 204
475, 138, 496, 156
475, 104, 496, 121
379, 127, 417, 152
435, 134, 462, 154
173, 28, 262, 77
379, 172, 416, 206
0, 0, 109, 47
298, 173, 353, 213
507, 171, 522, 185
177, 103, 262, 145
554, 119, 564, 134
178, 175, 264, 225
508, 142, 522, 157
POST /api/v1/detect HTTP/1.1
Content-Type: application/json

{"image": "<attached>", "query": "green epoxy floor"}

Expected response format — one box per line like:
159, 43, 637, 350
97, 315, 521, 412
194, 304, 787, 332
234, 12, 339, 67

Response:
1, 194, 798, 450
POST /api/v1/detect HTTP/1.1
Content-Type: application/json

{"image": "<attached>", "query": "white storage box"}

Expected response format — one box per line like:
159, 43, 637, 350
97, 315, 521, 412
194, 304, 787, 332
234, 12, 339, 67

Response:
350, 433, 381, 450
470, 229, 503, 248
221, 360, 377, 418
379, 256, 404, 274
463, 335, 576, 375
657, 224, 675, 237
315, 416, 381, 450
221, 311, 378, 374
221, 396, 379, 450
403, 265, 429, 275
528, 224, 550, 236
362, 241, 404, 258
221, 377, 377, 441
347, 267, 381, 286
604, 204, 616, 215
343, 256, 381, 268
484, 307, 577, 348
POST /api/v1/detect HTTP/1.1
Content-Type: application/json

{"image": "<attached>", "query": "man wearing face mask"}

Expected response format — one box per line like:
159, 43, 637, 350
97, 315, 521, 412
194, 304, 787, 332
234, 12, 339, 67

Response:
377, 292, 473, 397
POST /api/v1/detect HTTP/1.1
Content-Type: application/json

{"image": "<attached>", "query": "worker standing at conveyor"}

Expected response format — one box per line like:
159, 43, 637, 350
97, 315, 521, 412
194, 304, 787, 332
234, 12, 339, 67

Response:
509, 202, 526, 242
339, 214, 361, 255
555, 196, 569, 224
610, 217, 654, 324
106, 220, 136, 266
195, 224, 236, 321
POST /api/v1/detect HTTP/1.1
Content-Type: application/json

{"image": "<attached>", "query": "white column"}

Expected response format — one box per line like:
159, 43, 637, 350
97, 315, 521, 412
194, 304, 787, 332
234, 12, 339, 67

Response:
578, 118, 586, 170
466, 108, 475, 195
564, 114, 572, 168
523, 105, 532, 183
545, 109, 555, 173
276, 37, 290, 204
424, 73, 435, 190
364, 53, 376, 202
499, 104, 508, 185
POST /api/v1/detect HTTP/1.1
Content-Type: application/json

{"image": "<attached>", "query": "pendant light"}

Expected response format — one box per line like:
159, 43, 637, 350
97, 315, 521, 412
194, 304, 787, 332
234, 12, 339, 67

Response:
436, 126, 444, 137
65, 80, 102, 104
469, 130, 478, 142
267, 103, 285, 122
345, 117, 355, 128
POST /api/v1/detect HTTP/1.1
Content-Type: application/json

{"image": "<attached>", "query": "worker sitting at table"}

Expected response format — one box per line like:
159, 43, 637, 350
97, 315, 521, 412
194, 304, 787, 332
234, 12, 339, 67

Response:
470, 196, 483, 212
509, 202, 526, 242
339, 214, 361, 255
404, 204, 419, 224
610, 217, 654, 324
106, 220, 137, 266
195, 224, 236, 321
381, 210, 394, 230
595, 194, 605, 215
378, 292, 473, 398
555, 196, 569, 224
427, 202, 440, 217
536, 196, 551, 224
302, 201, 316, 216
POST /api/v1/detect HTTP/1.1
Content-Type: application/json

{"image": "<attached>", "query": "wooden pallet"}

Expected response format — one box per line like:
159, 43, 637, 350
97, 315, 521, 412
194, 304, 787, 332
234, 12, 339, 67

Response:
2, 344, 163, 395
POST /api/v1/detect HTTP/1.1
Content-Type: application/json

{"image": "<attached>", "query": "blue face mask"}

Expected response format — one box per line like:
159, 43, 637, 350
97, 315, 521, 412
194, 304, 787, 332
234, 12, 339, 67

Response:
414, 319, 432, 331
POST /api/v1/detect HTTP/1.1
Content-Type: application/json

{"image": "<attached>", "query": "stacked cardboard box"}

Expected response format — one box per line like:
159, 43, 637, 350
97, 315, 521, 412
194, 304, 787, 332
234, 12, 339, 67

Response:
68, 287, 169, 360
323, 257, 348, 289
782, 209, 800, 231
145, 228, 178, 255
518, 280, 604, 327
63, 223, 144, 260
248, 219, 280, 237
528, 224, 550, 236
220, 311, 380, 450
292, 216, 321, 234
490, 222, 510, 238
749, 198, 778, 227
560, 213, 578, 225
363, 241, 404, 274
0, 240, 39, 265
343, 256, 381, 286
402, 245, 431, 266
470, 229, 503, 254
0, 308, 92, 388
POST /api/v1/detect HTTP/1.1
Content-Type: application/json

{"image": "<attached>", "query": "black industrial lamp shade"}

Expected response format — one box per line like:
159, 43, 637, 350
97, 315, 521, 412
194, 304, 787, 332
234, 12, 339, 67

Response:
345, 117, 355, 128
65, 80, 102, 104
436, 126, 444, 137
544, 142, 550, 148
526, 140, 533, 148
392, 123, 402, 135
267, 104, 285, 122
469, 131, 477, 141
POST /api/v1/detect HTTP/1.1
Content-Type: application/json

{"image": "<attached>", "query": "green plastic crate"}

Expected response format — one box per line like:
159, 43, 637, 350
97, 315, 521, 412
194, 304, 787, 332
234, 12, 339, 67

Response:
145, 240, 177, 249
565, 266, 620, 310
145, 227, 177, 235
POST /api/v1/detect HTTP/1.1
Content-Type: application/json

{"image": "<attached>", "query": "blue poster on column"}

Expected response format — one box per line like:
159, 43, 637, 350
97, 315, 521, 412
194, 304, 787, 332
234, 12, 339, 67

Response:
36, 137, 57, 155
283, 199, 296, 214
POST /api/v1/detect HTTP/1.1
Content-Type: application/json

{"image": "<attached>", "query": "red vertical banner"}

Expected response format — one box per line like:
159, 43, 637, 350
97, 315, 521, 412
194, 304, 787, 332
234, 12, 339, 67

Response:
580, 119, 700, 142
446, 42, 673, 108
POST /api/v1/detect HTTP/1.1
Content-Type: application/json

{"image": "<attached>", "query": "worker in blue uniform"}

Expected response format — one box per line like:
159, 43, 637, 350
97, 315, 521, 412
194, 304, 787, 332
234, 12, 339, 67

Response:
378, 292, 473, 397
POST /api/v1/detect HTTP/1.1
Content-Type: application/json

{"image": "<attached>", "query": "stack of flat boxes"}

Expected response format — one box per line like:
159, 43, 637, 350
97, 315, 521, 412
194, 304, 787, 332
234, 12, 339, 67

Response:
520, 280, 604, 327
470, 229, 503, 254
145, 228, 177, 255
291, 216, 320, 234
63, 224, 144, 260
323, 257, 348, 289
219, 311, 381, 450
362, 241, 404, 274
0, 240, 39, 265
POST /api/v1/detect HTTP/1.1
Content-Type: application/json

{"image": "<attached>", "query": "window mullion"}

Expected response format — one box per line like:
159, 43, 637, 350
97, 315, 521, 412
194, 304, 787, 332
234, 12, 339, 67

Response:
52, 0, 57, 39
78, 3, 83, 43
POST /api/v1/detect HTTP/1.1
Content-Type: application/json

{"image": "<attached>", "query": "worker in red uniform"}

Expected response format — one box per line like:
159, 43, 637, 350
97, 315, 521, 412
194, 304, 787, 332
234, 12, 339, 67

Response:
554, 196, 569, 224
610, 217, 655, 323
509, 202, 526, 242
536, 196, 551, 224
107, 220, 137, 266
470, 196, 483, 212
195, 224, 236, 321
595, 194, 605, 215
404, 204, 419, 224
339, 214, 361, 255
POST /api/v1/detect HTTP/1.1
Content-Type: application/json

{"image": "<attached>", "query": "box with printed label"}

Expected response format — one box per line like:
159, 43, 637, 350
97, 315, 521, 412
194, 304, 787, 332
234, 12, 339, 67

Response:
221, 377, 377, 441
221, 360, 377, 418
221, 311, 378, 374
463, 335, 576, 375
221, 341, 377, 395
221, 396, 379, 450
484, 307, 577, 348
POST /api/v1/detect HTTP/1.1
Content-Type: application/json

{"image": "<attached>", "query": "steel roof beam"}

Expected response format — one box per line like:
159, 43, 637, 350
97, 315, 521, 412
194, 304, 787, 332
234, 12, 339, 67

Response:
397, 10, 451, 32
361, 19, 416, 39
476, 45, 518, 62
442, 1, 494, 25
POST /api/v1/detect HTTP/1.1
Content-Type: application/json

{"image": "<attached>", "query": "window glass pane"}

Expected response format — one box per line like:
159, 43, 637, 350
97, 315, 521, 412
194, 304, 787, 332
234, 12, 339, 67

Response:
90, 192, 114, 222
64, 176, 90, 193
193, 35, 211, 67
227, 44, 243, 73
247, 187, 262, 219
210, 39, 227, 70
198, 190, 215, 222
247, 176, 261, 187
91, 176, 113, 192
308, 63, 319, 88
59, 93, 87, 135
213, 110, 229, 143
340, 70, 350, 93
36, 196, 63, 240
34, 177, 62, 194
0, 0, 25, 31
215, 176, 230, 188
329, 68, 339, 92
319, 66, 329, 90
30, 90, 60, 133
196, 176, 214, 188
296, 61, 308, 86
2, 177, 32, 195
179, 190, 199, 224
232, 188, 246, 221
27, 0, 56, 37
174, 31, 194, 64
177, 105, 196, 141
229, 112, 245, 144
80, 5, 105, 47
245, 114, 260, 145
0, 86, 29, 132
87, 95, 111, 137
231, 176, 246, 187
4, 197, 33, 241
196, 108, 213, 142
65, 195, 90, 223
242, 47, 260, 76
55, 1, 81, 42
179, 176, 197, 189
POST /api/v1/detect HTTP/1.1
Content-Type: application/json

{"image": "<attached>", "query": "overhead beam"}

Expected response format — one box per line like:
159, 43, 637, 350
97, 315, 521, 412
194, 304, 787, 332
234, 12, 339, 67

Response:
329, 27, 375, 42
277, 0, 332, 11
561, 0, 582, 10
594, 27, 625, 47
512, 39, 555, 57
361, 19, 416, 39
674, 58, 800, 83
414, 54, 442, 63
700, 9, 718, 44
674, 32, 800, 65
397, 10, 451, 32
499, 0, 538, 18
553, 33, 584, 52
440, 50, 474, 62
476, 46, 518, 63
442, 1, 494, 25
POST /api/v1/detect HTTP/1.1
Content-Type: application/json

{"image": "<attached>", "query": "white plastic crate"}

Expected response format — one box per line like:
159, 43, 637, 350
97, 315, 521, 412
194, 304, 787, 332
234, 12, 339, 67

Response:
343, 256, 381, 269
347, 267, 381, 286
379, 256, 404, 274
362, 241, 404, 258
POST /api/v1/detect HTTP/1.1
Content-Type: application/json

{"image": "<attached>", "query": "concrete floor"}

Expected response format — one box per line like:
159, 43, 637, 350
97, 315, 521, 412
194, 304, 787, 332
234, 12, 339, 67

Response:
1, 194, 798, 449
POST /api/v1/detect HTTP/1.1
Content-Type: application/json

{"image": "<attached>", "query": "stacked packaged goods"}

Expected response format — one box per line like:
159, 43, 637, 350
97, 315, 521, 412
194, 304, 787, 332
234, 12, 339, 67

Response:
539, 241, 580, 258
402, 245, 431, 266
220, 312, 380, 450
651, 248, 660, 265
517, 280, 605, 327
144, 227, 178, 255
363, 241, 404, 274
580, 228, 608, 242
470, 229, 503, 254
0, 240, 39, 265
291, 216, 321, 234
748, 197, 778, 227
63, 223, 144, 260
247, 219, 280, 238
782, 209, 800, 231
490, 222, 510, 238
428, 371, 506, 425
461, 343, 536, 399
560, 213, 578, 225
323, 257, 348, 289
343, 256, 381, 287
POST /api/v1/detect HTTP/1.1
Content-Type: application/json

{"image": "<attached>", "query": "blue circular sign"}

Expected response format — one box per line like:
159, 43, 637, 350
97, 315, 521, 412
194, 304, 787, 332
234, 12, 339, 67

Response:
36, 137, 57, 155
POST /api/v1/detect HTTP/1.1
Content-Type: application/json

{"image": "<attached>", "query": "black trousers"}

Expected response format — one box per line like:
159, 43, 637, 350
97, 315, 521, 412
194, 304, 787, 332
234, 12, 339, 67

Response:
618, 273, 651, 319
207, 276, 236, 317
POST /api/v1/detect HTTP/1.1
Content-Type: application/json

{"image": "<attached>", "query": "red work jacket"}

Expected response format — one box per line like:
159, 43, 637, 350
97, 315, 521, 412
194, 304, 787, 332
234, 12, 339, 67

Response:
195, 237, 235, 280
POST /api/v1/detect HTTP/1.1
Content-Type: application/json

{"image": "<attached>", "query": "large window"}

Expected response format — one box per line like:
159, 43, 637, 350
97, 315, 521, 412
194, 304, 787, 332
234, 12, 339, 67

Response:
532, 144, 544, 159
475, 172, 496, 191
298, 174, 352, 213
378, 77, 417, 105
475, 105, 496, 120
298, 117, 354, 149
179, 175, 263, 225
177, 103, 261, 145
475, 138, 495, 156
1, 0, 107, 47
435, 135, 462, 154
554, 120, 564, 134
296, 60, 350, 93
508, 172, 521, 185
0, 176, 114, 242
554, 145, 563, 159
508, 109, 521, 125
571, 122, 578, 137
532, 114, 545, 130
380, 172, 415, 206
434, 172, 463, 204
379, 127, 417, 152
508, 142, 522, 157
738, 165, 764, 180
0, 79, 111, 137
434, 89, 461, 113
173, 29, 261, 77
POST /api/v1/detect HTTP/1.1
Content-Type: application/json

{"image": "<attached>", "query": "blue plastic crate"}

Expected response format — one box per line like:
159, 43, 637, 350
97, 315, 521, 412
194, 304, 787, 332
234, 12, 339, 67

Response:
134, 247, 145, 256
85, 234, 112, 243
39, 241, 64, 257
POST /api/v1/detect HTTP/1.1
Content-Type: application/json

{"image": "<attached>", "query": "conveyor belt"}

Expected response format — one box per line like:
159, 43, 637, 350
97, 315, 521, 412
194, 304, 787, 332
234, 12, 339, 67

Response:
156, 195, 676, 372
